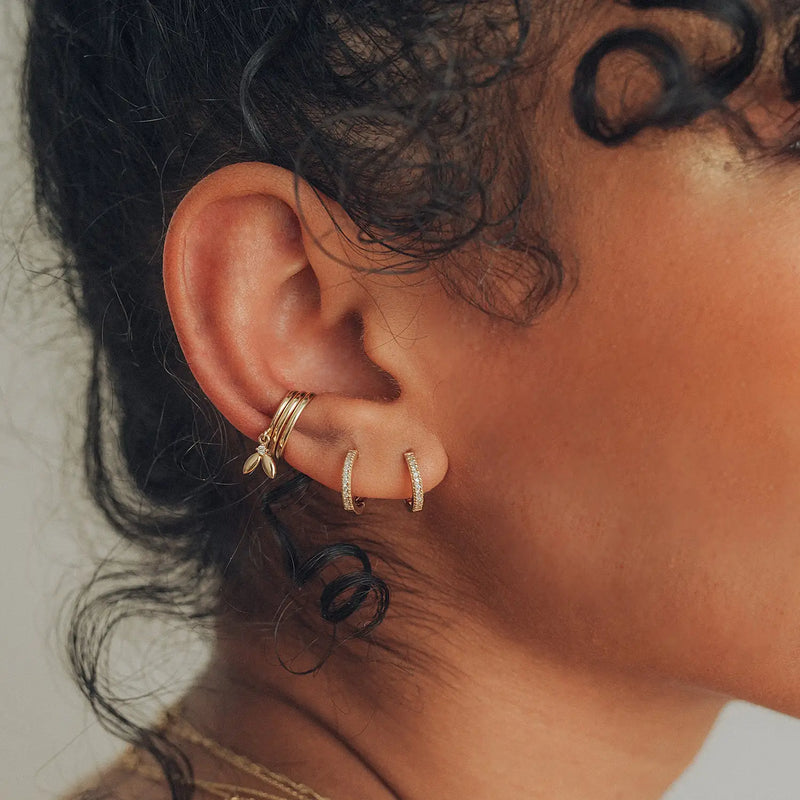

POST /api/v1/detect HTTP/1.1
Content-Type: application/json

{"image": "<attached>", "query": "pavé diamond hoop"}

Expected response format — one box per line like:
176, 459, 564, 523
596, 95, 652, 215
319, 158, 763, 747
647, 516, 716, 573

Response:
243, 390, 315, 478
403, 451, 423, 512
341, 449, 365, 515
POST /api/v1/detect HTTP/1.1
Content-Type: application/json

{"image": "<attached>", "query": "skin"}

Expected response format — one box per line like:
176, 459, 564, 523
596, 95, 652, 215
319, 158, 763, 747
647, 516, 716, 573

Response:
71, 7, 800, 800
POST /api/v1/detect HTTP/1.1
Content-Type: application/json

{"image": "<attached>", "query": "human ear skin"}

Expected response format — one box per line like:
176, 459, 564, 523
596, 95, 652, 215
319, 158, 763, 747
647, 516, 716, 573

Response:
162, 162, 448, 499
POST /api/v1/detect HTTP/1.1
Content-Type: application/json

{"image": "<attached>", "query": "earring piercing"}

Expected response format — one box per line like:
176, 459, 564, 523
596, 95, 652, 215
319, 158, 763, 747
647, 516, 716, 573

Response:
403, 451, 423, 512
243, 390, 315, 478
342, 449, 365, 515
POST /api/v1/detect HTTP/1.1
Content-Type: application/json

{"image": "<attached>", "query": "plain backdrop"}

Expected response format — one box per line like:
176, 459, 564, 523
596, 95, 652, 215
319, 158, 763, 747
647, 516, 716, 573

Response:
3, 1, 800, 797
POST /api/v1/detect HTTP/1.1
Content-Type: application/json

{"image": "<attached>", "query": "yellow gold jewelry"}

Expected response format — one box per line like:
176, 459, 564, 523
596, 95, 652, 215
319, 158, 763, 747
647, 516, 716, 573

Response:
243, 430, 279, 478
243, 390, 315, 478
403, 451, 423, 512
341, 449, 365, 515
167, 712, 329, 800
119, 704, 332, 800
272, 391, 314, 460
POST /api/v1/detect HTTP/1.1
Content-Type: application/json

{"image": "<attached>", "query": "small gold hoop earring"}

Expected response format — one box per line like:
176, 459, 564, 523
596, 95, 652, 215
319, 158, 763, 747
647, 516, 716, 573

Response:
243, 390, 315, 478
342, 449, 365, 514
403, 451, 423, 512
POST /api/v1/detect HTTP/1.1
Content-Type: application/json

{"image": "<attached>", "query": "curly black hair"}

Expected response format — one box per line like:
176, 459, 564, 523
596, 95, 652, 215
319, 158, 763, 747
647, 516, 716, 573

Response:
20, 0, 798, 797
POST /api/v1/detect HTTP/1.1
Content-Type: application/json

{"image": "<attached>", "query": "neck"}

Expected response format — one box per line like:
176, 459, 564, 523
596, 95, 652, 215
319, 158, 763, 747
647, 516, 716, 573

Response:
182, 606, 724, 800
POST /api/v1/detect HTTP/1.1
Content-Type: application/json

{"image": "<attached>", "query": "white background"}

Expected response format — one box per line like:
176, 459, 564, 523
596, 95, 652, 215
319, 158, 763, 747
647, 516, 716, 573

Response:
3, 0, 800, 797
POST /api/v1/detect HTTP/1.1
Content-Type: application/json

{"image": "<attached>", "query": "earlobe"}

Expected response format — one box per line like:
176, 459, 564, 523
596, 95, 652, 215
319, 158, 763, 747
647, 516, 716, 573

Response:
162, 162, 448, 502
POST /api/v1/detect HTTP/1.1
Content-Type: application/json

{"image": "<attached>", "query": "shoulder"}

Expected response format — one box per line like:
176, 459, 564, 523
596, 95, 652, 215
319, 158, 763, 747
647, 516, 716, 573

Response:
59, 751, 171, 800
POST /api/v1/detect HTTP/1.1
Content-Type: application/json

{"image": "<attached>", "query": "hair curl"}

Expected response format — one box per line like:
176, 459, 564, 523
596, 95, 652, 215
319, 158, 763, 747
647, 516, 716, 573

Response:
20, 0, 800, 797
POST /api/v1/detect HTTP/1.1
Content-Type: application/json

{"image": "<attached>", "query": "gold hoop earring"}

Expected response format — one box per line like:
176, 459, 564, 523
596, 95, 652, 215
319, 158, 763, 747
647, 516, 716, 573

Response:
403, 451, 423, 512
243, 390, 315, 478
342, 449, 365, 514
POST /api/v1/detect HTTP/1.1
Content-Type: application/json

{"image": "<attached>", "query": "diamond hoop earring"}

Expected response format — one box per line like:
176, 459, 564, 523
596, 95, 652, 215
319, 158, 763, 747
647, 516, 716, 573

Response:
342, 449, 365, 514
403, 451, 423, 512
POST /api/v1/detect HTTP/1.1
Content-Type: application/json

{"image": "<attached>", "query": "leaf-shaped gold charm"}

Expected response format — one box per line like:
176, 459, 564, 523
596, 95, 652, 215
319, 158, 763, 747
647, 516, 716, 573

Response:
262, 454, 277, 479
243, 453, 262, 475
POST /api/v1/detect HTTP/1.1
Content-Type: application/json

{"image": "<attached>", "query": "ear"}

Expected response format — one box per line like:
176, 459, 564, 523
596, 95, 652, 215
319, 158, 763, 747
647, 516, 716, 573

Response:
163, 162, 448, 501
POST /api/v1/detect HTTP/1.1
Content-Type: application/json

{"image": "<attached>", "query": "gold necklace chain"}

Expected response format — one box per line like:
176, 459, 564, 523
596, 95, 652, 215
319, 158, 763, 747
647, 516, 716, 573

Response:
119, 707, 333, 800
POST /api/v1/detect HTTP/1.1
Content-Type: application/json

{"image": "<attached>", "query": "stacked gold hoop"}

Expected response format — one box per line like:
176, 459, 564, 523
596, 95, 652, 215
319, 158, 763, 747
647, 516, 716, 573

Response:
243, 390, 315, 478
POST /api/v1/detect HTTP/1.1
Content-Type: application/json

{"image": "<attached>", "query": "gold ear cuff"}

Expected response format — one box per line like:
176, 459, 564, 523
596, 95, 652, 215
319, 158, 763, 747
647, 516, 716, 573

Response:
243, 390, 315, 478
